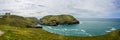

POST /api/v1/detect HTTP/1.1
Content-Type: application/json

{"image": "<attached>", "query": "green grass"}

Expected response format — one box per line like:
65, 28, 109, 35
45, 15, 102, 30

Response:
0, 15, 37, 27
0, 25, 120, 40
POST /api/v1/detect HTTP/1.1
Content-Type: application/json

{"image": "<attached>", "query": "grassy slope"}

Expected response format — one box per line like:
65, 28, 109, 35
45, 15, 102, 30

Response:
0, 25, 120, 40
0, 15, 37, 27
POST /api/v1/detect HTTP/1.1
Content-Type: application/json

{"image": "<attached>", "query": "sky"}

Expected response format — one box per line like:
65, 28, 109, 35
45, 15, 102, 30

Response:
0, 0, 120, 18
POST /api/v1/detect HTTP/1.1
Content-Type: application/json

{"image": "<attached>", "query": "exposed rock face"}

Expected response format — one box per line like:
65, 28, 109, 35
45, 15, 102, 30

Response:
26, 24, 42, 28
39, 15, 79, 26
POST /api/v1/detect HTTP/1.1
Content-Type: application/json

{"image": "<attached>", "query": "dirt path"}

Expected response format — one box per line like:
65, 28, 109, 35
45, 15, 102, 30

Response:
0, 30, 4, 36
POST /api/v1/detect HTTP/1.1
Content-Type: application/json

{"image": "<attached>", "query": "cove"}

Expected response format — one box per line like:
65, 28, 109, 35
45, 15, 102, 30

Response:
42, 18, 120, 37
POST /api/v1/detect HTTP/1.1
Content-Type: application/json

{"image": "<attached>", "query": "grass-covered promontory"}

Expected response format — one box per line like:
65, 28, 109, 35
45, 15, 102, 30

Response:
0, 13, 38, 27
40, 15, 79, 26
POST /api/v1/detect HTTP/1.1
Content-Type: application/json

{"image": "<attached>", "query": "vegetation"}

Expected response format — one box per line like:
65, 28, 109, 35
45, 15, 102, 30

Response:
0, 14, 38, 27
0, 13, 120, 40
40, 15, 79, 26
0, 25, 120, 40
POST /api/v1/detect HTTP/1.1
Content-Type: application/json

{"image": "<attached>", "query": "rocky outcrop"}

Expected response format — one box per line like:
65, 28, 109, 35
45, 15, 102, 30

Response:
26, 24, 42, 28
39, 15, 79, 26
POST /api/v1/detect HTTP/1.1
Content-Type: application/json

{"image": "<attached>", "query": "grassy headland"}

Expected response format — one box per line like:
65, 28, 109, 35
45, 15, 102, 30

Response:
0, 13, 37, 27
40, 15, 79, 26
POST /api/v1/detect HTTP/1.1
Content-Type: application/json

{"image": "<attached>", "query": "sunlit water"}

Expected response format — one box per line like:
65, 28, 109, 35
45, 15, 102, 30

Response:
42, 18, 120, 37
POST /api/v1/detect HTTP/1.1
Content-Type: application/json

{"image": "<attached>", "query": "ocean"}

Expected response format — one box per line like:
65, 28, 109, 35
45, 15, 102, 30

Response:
42, 18, 120, 37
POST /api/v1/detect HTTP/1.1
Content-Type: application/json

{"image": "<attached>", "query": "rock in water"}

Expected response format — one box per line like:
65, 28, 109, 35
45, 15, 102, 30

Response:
39, 15, 79, 26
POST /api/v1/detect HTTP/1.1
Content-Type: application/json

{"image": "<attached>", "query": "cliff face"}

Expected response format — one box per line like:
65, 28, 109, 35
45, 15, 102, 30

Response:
39, 15, 79, 26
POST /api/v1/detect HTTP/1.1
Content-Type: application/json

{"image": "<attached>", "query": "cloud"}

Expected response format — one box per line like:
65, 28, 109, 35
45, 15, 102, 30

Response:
0, 0, 118, 18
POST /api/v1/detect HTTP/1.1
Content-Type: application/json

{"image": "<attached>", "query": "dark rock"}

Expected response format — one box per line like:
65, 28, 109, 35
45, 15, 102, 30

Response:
26, 24, 42, 28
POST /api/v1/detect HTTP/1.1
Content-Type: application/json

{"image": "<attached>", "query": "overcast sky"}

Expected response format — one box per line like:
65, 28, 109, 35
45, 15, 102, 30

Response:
0, 0, 120, 18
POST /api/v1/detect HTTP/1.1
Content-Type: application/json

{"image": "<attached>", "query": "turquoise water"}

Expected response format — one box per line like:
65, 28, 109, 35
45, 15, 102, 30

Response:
42, 18, 120, 37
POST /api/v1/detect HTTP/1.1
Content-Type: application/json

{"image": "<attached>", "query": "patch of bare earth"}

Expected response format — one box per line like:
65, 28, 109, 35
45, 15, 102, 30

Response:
0, 30, 4, 36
